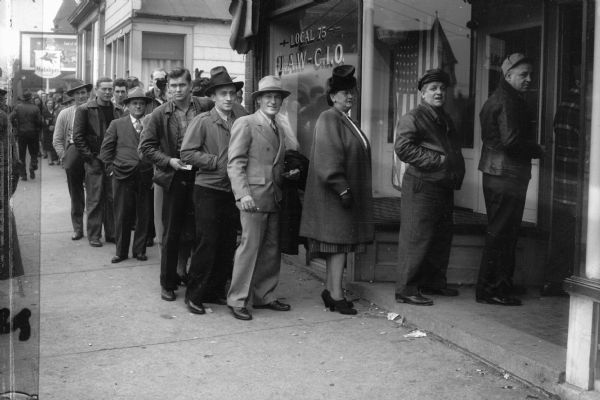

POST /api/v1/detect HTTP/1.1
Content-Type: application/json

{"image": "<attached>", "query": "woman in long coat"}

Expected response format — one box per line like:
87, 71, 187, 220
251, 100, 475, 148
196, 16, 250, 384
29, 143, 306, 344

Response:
300, 65, 374, 315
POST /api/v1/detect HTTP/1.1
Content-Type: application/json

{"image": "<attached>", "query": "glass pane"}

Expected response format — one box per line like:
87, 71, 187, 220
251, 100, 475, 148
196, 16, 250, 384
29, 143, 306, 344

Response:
365, 0, 474, 148
268, 0, 360, 157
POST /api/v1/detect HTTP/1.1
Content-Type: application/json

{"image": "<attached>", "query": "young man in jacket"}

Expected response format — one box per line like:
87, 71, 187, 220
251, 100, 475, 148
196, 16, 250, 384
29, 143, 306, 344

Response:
53, 80, 93, 241
180, 66, 247, 315
477, 53, 544, 306
139, 67, 214, 302
394, 69, 466, 306
73, 77, 123, 247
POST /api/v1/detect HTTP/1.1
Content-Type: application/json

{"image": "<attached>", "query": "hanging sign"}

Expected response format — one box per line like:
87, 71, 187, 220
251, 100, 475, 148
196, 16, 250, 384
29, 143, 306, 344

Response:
33, 50, 61, 79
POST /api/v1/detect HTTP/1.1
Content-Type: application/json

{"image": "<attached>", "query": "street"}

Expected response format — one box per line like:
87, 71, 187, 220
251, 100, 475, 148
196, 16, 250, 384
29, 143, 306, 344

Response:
11, 161, 548, 399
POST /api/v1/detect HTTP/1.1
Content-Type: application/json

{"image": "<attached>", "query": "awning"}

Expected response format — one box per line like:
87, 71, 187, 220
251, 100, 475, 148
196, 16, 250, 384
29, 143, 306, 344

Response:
229, 0, 258, 54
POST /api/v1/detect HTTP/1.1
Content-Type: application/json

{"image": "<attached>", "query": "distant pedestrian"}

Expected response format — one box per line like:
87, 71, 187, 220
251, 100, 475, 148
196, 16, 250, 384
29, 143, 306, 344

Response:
72, 77, 124, 247
53, 80, 92, 241
394, 69, 465, 306
42, 98, 59, 165
139, 67, 213, 302
300, 65, 374, 315
477, 53, 544, 306
100, 87, 153, 263
226, 75, 290, 321
180, 66, 247, 314
10, 91, 42, 180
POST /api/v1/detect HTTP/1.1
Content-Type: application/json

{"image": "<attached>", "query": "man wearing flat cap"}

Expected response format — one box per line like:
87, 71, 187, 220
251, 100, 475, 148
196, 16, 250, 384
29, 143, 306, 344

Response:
226, 75, 290, 320
100, 87, 154, 264
394, 68, 465, 306
53, 80, 93, 240
10, 91, 43, 180
179, 66, 248, 315
476, 53, 544, 306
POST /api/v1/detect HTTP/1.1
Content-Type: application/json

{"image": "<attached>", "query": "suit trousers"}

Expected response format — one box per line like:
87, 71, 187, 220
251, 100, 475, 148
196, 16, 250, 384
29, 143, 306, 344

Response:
395, 174, 454, 296
113, 170, 152, 258
84, 159, 114, 241
476, 173, 528, 297
186, 186, 239, 304
17, 136, 39, 173
227, 211, 281, 308
160, 170, 195, 290
65, 161, 85, 235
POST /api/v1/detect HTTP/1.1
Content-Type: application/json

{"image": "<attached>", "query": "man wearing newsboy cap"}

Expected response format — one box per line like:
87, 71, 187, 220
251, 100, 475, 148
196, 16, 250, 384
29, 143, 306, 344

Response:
394, 68, 465, 306
226, 75, 291, 320
476, 53, 544, 306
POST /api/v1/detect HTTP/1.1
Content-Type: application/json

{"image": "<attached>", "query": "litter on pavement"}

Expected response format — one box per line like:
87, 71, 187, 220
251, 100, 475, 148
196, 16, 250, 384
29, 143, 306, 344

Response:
403, 329, 427, 338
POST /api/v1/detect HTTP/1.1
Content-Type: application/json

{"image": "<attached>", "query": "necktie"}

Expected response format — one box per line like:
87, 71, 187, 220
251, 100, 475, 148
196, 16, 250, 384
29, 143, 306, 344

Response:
134, 119, 142, 138
270, 120, 280, 147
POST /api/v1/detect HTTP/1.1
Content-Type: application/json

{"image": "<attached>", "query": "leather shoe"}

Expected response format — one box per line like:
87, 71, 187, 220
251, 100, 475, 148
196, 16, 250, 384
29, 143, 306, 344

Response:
161, 289, 176, 302
230, 306, 252, 320
420, 287, 459, 296
89, 239, 103, 247
253, 300, 291, 311
395, 293, 434, 306
476, 295, 522, 306
133, 253, 148, 261
111, 255, 127, 263
185, 298, 206, 314
71, 231, 83, 240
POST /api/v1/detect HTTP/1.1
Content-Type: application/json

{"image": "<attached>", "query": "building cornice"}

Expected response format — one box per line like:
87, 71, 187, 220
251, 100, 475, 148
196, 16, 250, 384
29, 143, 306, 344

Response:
68, 0, 102, 27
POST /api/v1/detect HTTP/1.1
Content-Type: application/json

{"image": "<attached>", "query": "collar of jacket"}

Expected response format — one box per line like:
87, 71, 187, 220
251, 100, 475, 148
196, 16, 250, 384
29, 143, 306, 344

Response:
419, 101, 450, 127
163, 96, 200, 115
209, 106, 240, 126
87, 97, 114, 109
498, 78, 526, 100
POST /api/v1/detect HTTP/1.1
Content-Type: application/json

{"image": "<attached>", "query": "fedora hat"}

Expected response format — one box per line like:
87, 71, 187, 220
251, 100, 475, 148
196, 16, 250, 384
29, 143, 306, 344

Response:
66, 79, 93, 96
252, 75, 291, 100
205, 66, 244, 96
123, 87, 152, 104
21, 91, 32, 101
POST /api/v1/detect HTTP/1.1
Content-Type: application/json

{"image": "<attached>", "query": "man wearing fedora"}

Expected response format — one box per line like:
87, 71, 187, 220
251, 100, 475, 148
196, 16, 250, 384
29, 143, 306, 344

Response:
139, 67, 214, 302
73, 77, 124, 247
10, 91, 43, 180
226, 75, 290, 320
476, 53, 544, 306
394, 68, 465, 307
53, 80, 92, 240
179, 66, 247, 314
100, 87, 154, 263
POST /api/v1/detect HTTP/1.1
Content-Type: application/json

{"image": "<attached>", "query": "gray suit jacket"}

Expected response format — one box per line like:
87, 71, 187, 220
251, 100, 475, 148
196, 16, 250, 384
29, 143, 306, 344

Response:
228, 110, 285, 212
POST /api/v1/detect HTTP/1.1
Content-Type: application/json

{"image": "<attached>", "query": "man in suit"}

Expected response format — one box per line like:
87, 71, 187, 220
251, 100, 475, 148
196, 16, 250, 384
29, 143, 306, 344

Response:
180, 66, 246, 314
53, 80, 92, 240
139, 67, 214, 302
226, 75, 290, 321
99, 87, 153, 263
73, 77, 124, 247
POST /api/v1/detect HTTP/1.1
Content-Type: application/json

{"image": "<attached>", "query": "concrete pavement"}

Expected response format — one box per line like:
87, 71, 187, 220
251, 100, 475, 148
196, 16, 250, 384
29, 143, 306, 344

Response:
29, 160, 549, 399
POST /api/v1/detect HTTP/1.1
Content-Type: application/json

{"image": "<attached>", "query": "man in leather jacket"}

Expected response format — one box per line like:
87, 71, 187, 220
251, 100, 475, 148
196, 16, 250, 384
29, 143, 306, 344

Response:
394, 69, 465, 306
476, 53, 544, 306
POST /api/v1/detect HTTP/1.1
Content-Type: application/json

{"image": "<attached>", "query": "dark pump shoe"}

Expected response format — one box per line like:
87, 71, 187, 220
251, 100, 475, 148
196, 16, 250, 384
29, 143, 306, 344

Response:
111, 255, 127, 263
71, 231, 83, 240
420, 287, 459, 297
476, 295, 522, 306
395, 293, 434, 306
89, 239, 103, 247
161, 289, 176, 302
230, 306, 252, 320
133, 253, 148, 261
185, 298, 206, 315
253, 300, 291, 311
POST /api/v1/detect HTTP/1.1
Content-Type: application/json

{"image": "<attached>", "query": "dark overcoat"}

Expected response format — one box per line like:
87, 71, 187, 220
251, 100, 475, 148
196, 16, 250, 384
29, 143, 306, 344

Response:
300, 107, 374, 244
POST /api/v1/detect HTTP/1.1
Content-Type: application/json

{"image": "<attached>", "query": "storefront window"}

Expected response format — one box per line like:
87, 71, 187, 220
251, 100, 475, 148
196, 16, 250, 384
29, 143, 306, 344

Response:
268, 0, 360, 157
362, 0, 473, 197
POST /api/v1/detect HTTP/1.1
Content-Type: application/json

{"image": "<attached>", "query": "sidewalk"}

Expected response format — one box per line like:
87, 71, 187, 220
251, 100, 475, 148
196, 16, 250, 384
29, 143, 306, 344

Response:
32, 160, 547, 399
